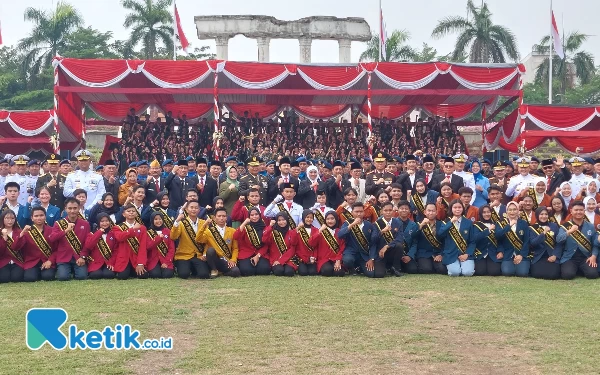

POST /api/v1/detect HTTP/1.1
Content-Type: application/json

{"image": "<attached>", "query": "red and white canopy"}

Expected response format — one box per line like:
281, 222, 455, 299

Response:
485, 105, 600, 155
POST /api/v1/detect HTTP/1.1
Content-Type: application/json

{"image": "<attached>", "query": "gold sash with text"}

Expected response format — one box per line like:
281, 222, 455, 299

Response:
29, 226, 52, 259
5, 235, 23, 263
118, 223, 140, 254
57, 219, 82, 256
147, 229, 169, 257
277, 203, 297, 229
561, 221, 592, 253
448, 222, 468, 253
207, 223, 232, 259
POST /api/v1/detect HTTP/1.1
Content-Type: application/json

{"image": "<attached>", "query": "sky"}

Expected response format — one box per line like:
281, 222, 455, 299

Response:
1, 0, 598, 65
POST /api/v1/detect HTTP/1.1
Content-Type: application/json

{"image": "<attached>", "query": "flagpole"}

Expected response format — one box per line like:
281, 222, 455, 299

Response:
379, 0, 382, 61
548, 0, 553, 104
173, 0, 177, 61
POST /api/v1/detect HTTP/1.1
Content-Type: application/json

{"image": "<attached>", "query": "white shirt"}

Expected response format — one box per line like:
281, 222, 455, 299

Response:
264, 199, 303, 226
7, 202, 19, 213
506, 173, 537, 198
4, 174, 28, 206
454, 171, 476, 204
216, 224, 226, 238
64, 169, 106, 210
569, 174, 595, 199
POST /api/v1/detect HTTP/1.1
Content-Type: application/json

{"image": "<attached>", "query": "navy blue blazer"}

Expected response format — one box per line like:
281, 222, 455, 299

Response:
371, 218, 404, 260
115, 204, 152, 226
496, 219, 530, 259
42, 204, 60, 227
472, 222, 502, 262
412, 220, 444, 259
409, 190, 439, 222
529, 223, 561, 264
339, 221, 377, 261
556, 221, 599, 263
438, 218, 477, 265
399, 218, 419, 258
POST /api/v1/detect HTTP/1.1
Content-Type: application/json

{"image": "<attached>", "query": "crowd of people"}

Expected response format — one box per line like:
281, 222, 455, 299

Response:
111, 109, 468, 174
1, 142, 600, 283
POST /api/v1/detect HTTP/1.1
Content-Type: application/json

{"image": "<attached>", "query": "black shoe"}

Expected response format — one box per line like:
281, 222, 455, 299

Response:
390, 267, 404, 277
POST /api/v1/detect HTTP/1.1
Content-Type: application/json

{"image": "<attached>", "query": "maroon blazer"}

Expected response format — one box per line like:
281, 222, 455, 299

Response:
49, 218, 90, 263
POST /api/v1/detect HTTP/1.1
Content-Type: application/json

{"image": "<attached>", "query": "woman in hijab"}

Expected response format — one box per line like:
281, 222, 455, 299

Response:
143, 191, 177, 229
309, 211, 346, 276
469, 160, 490, 208
549, 195, 568, 225
84, 213, 116, 280
497, 201, 531, 277
409, 178, 439, 222
295, 210, 318, 276
262, 212, 299, 277
88, 192, 119, 230
575, 180, 600, 202
145, 212, 175, 279
235, 207, 271, 276
218, 166, 240, 219
556, 181, 573, 208
529, 207, 561, 280
471, 205, 502, 276
581, 196, 600, 230
297, 165, 323, 208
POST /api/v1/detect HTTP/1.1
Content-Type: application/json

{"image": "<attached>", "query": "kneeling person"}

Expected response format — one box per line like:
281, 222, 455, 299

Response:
197, 208, 241, 278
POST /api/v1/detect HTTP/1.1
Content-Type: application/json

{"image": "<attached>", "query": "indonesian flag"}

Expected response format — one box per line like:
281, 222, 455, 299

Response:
379, 6, 387, 61
0, 19, 3, 46
551, 11, 564, 59
174, 1, 189, 52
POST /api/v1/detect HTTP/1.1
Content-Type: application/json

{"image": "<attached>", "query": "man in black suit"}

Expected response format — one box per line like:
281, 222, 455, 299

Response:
296, 165, 325, 209
101, 159, 120, 204
396, 155, 419, 196
143, 159, 166, 205
268, 157, 299, 203
431, 157, 464, 194
189, 157, 218, 209
325, 160, 350, 209
164, 160, 195, 211
540, 157, 571, 195
415, 155, 438, 190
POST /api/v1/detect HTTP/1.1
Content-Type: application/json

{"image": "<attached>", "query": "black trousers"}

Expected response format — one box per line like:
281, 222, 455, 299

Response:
406, 257, 446, 274
530, 258, 561, 280
148, 264, 175, 279
272, 264, 296, 277
23, 262, 56, 282
561, 251, 599, 280
382, 245, 404, 270
0, 264, 24, 283
205, 248, 241, 277
485, 258, 502, 276
238, 257, 271, 276
320, 261, 345, 277
175, 258, 210, 279
116, 264, 149, 280
401, 258, 419, 274
298, 262, 318, 276
474, 258, 487, 276
88, 265, 116, 280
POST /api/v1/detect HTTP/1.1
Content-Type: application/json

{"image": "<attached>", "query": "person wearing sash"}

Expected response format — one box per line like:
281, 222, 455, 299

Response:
549, 196, 568, 225
577, 196, 600, 230
0, 210, 24, 282
309, 189, 334, 229
264, 182, 303, 227
262, 212, 299, 277
471, 205, 502, 276
409, 179, 439, 223
231, 188, 268, 226
171, 201, 210, 279
487, 185, 507, 224
372, 202, 405, 277
84, 213, 116, 279
88, 192, 119, 230
49, 198, 90, 281
529, 207, 561, 280
197, 208, 241, 278
337, 188, 377, 224
458, 187, 478, 222
496, 201, 531, 277
1, 181, 31, 228
557, 200, 599, 280
518, 196, 537, 225
470, 159, 490, 208
515, 179, 552, 208
34, 186, 60, 227
438, 200, 476, 277
371, 190, 390, 218
111, 203, 149, 280
13, 207, 56, 282
60, 188, 90, 221
145, 212, 175, 279
235, 207, 272, 276
408, 203, 445, 274
116, 185, 150, 226
295, 210, 318, 276
309, 211, 346, 277
339, 202, 378, 277
145, 191, 177, 229
436, 182, 458, 221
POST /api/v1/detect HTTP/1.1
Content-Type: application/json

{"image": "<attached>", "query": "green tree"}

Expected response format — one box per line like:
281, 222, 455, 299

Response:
359, 30, 415, 62
431, 0, 519, 63
121, 0, 174, 59
17, 1, 84, 77
563, 69, 600, 105
412, 43, 438, 62
533, 32, 596, 100
62, 27, 120, 59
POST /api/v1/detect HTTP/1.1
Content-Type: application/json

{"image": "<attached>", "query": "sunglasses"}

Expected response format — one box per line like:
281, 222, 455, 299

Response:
543, 166, 554, 170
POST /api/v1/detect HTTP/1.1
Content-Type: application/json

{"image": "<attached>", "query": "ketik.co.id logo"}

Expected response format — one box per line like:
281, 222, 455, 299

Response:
26, 308, 172, 350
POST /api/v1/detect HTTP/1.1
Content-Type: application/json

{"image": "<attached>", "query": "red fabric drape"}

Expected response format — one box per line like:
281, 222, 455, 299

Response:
143, 60, 210, 84
159, 103, 213, 120
525, 105, 597, 128
294, 105, 349, 119
297, 66, 364, 88
360, 104, 413, 120
0, 110, 54, 131
422, 104, 480, 119
88, 102, 148, 122
451, 65, 518, 84
375, 63, 438, 83
60, 58, 130, 84
224, 62, 289, 83
99, 135, 121, 164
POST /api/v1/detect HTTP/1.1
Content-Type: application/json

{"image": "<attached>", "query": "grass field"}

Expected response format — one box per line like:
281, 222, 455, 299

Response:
1, 275, 599, 375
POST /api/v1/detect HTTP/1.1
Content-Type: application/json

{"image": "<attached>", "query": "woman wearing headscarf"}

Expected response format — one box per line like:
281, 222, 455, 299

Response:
84, 213, 116, 279
145, 212, 175, 279
235, 207, 272, 276
297, 165, 324, 209
556, 181, 573, 209
576, 196, 600, 230
472, 205, 502, 276
218, 166, 240, 219
118, 168, 138, 206
143, 191, 177, 229
496, 201, 531, 277
261, 212, 299, 277
409, 178, 439, 222
575, 180, 600, 202
295, 210, 318, 276
88, 192, 119, 230
529, 207, 561, 280
470, 159, 490, 208
309, 211, 346, 276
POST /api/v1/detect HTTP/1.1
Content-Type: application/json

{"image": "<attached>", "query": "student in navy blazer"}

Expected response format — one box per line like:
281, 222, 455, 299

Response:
529, 207, 561, 280
34, 186, 60, 227
371, 202, 404, 277
496, 201, 531, 277
409, 179, 439, 222
437, 200, 476, 277
487, 185, 507, 224
472, 205, 503, 276
338, 202, 378, 277
408, 203, 446, 275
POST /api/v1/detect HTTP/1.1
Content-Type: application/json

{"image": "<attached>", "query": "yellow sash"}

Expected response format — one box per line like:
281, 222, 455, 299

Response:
448, 222, 468, 253
147, 229, 169, 257
29, 226, 52, 259
277, 203, 297, 229
526, 187, 539, 210
561, 221, 592, 253
339, 207, 354, 223
313, 208, 326, 226
529, 224, 555, 259
181, 218, 204, 254
96, 233, 112, 261
57, 219, 82, 256
207, 223, 232, 259
505, 226, 524, 250
158, 208, 174, 229
375, 219, 394, 244
422, 223, 442, 249
321, 228, 340, 254
118, 223, 140, 254
297, 227, 314, 251
5, 235, 23, 263
245, 225, 262, 249
490, 208, 507, 226
350, 224, 370, 254
413, 193, 426, 216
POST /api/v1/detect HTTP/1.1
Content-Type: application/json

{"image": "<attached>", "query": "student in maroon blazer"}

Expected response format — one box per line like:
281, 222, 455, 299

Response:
261, 212, 299, 277
111, 203, 148, 280
0, 210, 24, 283
145, 211, 175, 279
295, 210, 319, 276
309, 211, 346, 277
84, 213, 116, 279
234, 207, 272, 276
14, 206, 56, 282
49, 198, 90, 281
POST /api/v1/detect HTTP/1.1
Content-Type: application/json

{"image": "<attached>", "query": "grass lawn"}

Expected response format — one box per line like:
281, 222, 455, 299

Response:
1, 275, 598, 375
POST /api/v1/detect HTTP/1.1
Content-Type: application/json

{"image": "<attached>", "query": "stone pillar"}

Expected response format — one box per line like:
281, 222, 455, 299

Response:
338, 39, 352, 63
298, 37, 312, 63
257, 37, 270, 62
215, 36, 229, 60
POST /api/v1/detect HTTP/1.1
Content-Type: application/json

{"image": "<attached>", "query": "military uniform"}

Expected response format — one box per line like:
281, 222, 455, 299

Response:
568, 157, 596, 199
505, 158, 538, 198
365, 153, 395, 196
63, 150, 106, 210
238, 156, 270, 207
35, 153, 67, 210
5, 155, 31, 205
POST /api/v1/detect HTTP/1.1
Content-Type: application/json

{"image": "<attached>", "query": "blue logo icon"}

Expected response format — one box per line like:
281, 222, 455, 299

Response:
26, 308, 69, 350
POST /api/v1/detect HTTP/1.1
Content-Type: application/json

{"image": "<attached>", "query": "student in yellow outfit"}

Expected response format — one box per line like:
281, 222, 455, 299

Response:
196, 207, 241, 278
170, 201, 210, 279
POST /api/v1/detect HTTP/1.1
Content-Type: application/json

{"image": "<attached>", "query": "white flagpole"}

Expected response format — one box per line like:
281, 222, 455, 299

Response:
173, 0, 177, 61
548, 0, 553, 104
379, 0, 382, 61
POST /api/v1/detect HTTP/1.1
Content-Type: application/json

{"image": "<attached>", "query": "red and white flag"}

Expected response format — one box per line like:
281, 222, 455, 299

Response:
0, 19, 3, 46
174, 1, 189, 53
379, 4, 387, 61
551, 11, 564, 59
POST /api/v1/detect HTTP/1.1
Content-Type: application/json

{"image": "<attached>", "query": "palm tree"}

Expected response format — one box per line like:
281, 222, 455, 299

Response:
431, 0, 519, 63
122, 0, 174, 59
17, 2, 84, 77
359, 30, 415, 62
533, 32, 595, 99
